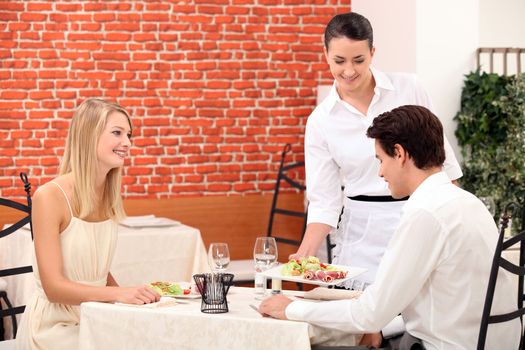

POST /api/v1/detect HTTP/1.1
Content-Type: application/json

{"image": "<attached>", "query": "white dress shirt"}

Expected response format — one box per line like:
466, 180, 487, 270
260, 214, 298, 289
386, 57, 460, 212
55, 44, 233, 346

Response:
287, 172, 521, 349
305, 68, 463, 227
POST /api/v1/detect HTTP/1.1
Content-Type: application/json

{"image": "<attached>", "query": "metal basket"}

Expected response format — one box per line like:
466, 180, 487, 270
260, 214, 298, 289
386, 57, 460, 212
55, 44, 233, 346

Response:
193, 273, 234, 314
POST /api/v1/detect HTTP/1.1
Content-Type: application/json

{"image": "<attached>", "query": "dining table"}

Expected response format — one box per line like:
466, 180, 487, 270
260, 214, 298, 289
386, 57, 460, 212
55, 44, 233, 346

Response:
78, 287, 361, 350
0, 219, 210, 340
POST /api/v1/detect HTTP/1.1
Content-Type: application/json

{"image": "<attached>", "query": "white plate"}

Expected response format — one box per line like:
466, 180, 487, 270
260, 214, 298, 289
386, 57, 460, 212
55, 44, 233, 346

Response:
150, 281, 201, 299
260, 264, 367, 287
163, 292, 201, 299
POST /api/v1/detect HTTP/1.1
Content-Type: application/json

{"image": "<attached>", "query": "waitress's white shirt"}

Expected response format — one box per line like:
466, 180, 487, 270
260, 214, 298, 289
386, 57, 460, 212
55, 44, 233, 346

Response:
305, 67, 463, 228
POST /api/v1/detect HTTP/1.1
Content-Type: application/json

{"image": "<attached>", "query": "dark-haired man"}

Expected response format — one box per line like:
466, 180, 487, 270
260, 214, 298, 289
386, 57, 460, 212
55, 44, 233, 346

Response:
259, 105, 520, 349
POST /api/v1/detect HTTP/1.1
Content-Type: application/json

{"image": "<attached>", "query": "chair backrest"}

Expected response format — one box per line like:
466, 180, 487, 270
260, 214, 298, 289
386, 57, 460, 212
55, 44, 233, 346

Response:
0, 172, 33, 338
477, 201, 525, 350
266, 144, 334, 263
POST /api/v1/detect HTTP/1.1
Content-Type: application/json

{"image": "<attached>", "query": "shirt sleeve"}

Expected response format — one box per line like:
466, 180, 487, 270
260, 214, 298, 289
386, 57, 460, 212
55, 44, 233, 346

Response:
304, 112, 344, 227
286, 209, 445, 333
442, 135, 463, 180
412, 77, 463, 181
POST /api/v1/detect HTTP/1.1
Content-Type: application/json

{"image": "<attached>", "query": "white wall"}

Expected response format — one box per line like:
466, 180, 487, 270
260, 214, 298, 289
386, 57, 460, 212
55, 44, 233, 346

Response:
351, 0, 417, 73
479, 0, 525, 47
478, 0, 525, 75
351, 0, 479, 158
415, 0, 479, 156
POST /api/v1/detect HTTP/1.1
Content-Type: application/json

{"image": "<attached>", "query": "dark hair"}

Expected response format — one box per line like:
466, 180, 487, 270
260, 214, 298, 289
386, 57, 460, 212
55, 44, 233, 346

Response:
324, 12, 373, 50
366, 105, 446, 170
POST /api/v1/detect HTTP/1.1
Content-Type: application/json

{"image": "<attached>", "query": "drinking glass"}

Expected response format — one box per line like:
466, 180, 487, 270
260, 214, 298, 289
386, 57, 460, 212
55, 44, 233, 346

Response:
253, 237, 278, 299
208, 243, 230, 273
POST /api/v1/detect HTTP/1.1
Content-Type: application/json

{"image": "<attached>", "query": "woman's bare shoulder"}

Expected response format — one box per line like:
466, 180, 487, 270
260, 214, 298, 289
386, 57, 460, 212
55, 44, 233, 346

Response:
33, 175, 73, 206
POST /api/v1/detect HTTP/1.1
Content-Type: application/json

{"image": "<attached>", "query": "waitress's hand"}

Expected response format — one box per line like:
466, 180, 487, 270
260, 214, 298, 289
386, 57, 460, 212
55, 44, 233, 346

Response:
288, 252, 304, 260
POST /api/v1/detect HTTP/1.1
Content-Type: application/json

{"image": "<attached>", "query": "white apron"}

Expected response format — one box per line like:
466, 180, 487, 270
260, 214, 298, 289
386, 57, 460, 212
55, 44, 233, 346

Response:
332, 197, 406, 289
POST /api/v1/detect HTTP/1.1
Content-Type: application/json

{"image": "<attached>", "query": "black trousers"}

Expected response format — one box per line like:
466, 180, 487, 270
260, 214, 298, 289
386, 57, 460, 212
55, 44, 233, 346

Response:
311, 331, 425, 350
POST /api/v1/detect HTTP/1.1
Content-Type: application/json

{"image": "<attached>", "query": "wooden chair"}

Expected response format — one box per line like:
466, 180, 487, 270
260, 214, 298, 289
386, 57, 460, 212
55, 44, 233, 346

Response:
0, 173, 33, 341
477, 198, 525, 349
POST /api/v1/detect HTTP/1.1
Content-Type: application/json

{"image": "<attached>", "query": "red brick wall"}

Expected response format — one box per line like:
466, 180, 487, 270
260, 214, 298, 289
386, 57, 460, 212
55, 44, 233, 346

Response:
0, 1, 349, 199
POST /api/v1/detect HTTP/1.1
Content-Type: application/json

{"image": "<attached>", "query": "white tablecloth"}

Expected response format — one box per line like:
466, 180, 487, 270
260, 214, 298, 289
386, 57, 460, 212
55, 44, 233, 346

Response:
79, 287, 360, 350
0, 222, 210, 339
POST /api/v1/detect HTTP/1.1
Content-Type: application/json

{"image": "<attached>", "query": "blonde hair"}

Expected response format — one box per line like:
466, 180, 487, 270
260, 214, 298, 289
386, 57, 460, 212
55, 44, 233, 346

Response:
59, 98, 131, 221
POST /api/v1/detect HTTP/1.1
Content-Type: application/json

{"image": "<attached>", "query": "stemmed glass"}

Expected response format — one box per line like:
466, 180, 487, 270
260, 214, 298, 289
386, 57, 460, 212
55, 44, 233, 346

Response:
208, 243, 230, 273
253, 237, 278, 299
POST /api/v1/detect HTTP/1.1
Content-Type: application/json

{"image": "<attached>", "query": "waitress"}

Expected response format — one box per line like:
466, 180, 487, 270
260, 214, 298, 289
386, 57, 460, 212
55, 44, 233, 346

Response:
292, 12, 462, 290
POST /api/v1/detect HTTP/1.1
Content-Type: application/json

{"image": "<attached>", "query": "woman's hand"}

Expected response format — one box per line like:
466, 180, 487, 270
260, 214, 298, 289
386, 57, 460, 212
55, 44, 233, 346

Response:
288, 252, 304, 260
289, 223, 333, 260
114, 285, 161, 305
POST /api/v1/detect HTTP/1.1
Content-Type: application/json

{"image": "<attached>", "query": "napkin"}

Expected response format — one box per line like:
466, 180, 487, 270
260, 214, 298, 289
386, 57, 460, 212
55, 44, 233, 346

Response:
303, 287, 362, 301
119, 215, 180, 228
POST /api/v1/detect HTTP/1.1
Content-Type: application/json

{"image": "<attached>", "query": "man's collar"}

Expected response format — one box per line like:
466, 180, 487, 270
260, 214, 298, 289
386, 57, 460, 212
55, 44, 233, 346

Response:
404, 171, 450, 211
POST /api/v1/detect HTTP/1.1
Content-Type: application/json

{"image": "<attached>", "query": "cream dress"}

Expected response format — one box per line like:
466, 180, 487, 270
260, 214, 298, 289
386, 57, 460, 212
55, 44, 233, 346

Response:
16, 182, 118, 349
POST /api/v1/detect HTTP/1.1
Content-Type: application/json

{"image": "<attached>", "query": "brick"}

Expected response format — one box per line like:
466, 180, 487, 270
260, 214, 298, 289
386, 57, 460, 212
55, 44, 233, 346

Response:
97, 61, 124, 70
133, 157, 158, 165
94, 13, 115, 22
106, 22, 140, 32
40, 157, 59, 166
9, 22, 30, 31
2, 60, 28, 68
29, 91, 53, 100
208, 184, 232, 192
0, 2, 24, 11
10, 131, 32, 139
126, 62, 151, 71
20, 13, 47, 21
171, 184, 206, 193
0, 158, 14, 167
1, 91, 27, 100
128, 168, 153, 176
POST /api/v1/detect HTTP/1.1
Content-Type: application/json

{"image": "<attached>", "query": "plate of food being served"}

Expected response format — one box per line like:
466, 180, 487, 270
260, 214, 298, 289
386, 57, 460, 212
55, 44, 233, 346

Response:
148, 281, 201, 299
260, 256, 367, 287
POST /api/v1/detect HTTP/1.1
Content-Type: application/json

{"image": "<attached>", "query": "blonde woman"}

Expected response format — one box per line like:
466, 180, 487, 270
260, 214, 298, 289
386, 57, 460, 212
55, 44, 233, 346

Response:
16, 99, 160, 349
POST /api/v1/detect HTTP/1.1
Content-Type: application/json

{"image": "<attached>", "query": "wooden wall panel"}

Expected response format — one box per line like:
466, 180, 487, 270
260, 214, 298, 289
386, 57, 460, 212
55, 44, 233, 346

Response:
123, 193, 305, 261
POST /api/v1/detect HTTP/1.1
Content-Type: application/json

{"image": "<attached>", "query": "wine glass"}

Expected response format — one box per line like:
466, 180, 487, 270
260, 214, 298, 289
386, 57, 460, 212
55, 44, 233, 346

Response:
253, 237, 278, 299
208, 243, 230, 273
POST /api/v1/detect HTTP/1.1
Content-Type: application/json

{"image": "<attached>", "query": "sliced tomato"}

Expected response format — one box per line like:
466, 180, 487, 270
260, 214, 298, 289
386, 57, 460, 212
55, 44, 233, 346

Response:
183, 289, 191, 295
320, 263, 327, 269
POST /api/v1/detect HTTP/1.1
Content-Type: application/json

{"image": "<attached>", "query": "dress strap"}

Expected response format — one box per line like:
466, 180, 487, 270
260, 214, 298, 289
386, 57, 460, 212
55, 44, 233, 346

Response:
49, 181, 74, 218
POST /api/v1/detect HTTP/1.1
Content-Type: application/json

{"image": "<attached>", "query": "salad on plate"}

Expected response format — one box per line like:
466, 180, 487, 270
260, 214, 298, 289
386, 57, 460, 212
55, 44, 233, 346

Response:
148, 281, 193, 297
281, 256, 348, 283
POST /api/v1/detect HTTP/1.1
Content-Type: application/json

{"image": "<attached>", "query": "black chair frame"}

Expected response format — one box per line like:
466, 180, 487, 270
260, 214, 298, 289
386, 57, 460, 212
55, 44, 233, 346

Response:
477, 198, 525, 350
266, 144, 335, 264
0, 172, 33, 339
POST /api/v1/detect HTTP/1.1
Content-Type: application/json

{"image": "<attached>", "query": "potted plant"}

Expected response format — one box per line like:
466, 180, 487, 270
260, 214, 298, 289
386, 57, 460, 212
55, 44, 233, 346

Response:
454, 71, 525, 230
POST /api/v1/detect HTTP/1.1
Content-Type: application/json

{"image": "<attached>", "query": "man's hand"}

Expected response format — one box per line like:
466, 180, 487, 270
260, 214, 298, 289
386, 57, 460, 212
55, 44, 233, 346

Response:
258, 294, 293, 320
359, 332, 383, 348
